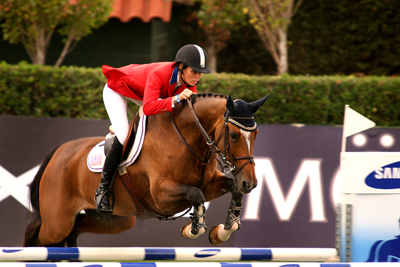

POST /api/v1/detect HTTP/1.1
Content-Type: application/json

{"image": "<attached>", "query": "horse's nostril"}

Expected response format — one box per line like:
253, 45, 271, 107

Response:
242, 180, 248, 190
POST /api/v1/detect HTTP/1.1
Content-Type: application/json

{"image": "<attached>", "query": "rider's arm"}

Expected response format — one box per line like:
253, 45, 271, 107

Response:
142, 67, 197, 116
142, 75, 185, 115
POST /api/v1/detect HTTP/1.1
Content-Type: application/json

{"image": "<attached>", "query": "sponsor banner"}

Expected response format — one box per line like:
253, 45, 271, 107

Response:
341, 152, 400, 194
1, 116, 400, 248
340, 194, 400, 262
340, 145, 400, 261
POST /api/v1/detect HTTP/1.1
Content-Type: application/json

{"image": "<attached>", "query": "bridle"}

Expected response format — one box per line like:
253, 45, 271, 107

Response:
218, 112, 256, 178
169, 95, 255, 185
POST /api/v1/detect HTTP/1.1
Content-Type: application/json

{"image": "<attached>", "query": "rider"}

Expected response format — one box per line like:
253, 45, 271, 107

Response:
95, 44, 211, 213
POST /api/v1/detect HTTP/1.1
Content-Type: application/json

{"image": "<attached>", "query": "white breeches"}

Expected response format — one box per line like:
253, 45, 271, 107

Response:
103, 84, 142, 145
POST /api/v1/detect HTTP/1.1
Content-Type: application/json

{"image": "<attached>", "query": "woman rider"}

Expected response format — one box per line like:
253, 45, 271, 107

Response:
95, 44, 211, 213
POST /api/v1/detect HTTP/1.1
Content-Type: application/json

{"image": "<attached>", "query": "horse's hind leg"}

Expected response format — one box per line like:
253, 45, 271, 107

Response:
24, 213, 70, 247
65, 233, 78, 247
23, 217, 42, 246
64, 214, 86, 247
36, 194, 81, 246
70, 211, 136, 238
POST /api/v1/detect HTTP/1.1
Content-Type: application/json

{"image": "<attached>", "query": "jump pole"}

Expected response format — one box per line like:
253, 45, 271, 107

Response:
1, 262, 400, 267
0, 247, 337, 262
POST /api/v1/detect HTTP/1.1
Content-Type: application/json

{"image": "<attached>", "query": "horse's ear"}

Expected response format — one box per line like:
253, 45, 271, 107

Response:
226, 95, 238, 113
249, 94, 269, 114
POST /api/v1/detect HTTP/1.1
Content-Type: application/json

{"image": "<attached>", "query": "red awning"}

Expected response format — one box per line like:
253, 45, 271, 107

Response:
109, 0, 172, 23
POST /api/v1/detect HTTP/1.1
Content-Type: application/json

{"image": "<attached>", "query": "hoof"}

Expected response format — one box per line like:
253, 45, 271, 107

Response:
208, 223, 239, 246
209, 225, 224, 246
181, 221, 193, 239
181, 221, 206, 239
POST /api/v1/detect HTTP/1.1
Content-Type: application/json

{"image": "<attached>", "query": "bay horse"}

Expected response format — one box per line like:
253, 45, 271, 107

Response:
23, 93, 269, 247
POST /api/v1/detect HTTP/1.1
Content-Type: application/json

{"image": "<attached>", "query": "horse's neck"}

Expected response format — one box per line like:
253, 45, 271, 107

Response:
173, 97, 225, 147
191, 97, 226, 134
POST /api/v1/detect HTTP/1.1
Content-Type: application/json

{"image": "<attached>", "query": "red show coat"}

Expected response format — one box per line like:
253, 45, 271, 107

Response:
102, 62, 197, 115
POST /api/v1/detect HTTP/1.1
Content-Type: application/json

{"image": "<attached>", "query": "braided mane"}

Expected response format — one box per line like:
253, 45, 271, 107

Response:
197, 92, 227, 99
191, 92, 227, 104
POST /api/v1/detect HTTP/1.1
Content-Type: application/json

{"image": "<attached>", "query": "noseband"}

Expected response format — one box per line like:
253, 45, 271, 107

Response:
169, 96, 255, 184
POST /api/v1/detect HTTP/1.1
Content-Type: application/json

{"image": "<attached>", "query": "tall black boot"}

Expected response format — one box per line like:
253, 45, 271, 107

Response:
95, 136, 123, 213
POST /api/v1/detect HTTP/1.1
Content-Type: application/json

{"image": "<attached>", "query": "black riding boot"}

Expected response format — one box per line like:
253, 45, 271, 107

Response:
95, 136, 123, 213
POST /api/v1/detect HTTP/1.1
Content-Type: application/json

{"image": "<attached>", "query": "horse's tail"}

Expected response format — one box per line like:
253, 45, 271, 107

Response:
23, 146, 59, 246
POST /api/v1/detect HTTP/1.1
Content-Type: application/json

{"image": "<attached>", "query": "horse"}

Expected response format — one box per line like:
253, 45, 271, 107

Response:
23, 92, 269, 247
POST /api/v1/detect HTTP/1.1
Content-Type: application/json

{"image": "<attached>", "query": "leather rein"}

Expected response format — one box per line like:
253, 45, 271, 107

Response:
169, 96, 255, 187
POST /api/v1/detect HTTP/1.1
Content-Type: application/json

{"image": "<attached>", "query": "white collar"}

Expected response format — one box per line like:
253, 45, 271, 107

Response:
177, 72, 183, 87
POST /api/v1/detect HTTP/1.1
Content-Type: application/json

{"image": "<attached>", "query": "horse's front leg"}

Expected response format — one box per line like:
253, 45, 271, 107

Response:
209, 187, 243, 246
180, 202, 207, 239
200, 170, 243, 246
151, 179, 207, 240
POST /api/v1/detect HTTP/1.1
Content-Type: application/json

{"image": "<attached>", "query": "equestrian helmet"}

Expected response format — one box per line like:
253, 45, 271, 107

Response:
175, 44, 211, 74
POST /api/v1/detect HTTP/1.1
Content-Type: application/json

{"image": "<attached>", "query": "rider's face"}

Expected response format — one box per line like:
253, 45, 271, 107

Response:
181, 66, 202, 87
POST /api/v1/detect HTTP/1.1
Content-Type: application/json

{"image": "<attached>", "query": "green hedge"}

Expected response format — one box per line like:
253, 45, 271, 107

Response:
198, 73, 400, 126
1, 62, 400, 126
0, 61, 107, 118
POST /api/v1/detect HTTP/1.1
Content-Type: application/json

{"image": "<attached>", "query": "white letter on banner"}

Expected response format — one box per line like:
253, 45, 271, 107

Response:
383, 167, 392, 178
393, 168, 400, 179
375, 168, 383, 179
243, 158, 326, 222
0, 165, 39, 210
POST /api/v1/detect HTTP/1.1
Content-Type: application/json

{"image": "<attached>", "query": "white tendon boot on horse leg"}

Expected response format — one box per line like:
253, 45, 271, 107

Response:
209, 222, 239, 246
209, 197, 242, 246
181, 204, 206, 239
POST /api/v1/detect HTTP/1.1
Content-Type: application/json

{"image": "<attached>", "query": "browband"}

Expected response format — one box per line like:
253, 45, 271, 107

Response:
227, 118, 258, 131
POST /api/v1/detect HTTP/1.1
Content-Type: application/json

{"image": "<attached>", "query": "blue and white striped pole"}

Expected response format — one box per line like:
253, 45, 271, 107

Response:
0, 262, 400, 267
0, 247, 337, 262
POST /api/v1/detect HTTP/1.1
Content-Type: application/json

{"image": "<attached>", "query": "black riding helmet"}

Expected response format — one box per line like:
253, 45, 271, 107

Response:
175, 44, 211, 74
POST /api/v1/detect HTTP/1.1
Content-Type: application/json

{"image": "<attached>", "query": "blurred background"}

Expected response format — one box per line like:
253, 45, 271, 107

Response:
1, 0, 399, 76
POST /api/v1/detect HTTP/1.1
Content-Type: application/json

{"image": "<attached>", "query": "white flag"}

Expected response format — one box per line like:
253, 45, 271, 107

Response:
343, 105, 376, 137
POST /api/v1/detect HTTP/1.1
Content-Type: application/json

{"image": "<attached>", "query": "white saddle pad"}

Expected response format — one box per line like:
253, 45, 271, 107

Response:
87, 114, 147, 172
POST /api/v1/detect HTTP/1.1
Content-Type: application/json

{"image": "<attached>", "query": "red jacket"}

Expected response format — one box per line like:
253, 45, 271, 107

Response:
102, 62, 197, 115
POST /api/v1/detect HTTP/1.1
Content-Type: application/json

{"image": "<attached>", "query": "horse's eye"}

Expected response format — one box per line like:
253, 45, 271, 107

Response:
230, 132, 239, 142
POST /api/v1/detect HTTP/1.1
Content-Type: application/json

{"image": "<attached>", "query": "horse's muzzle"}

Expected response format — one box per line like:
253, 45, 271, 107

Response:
238, 176, 257, 194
